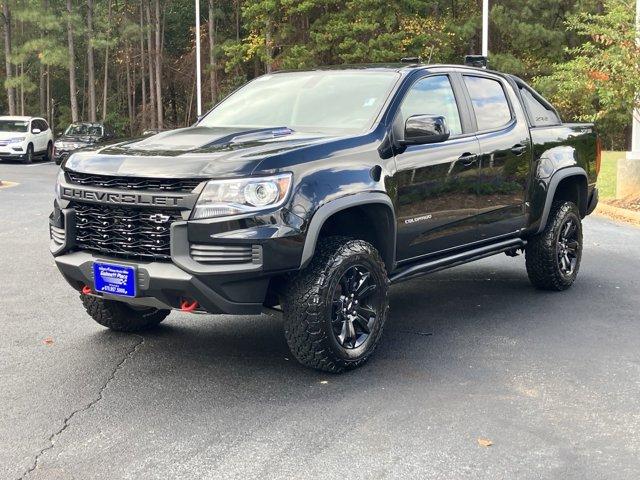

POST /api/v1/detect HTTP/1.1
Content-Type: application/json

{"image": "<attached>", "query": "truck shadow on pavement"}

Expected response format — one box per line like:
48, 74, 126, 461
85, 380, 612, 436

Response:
91, 262, 600, 393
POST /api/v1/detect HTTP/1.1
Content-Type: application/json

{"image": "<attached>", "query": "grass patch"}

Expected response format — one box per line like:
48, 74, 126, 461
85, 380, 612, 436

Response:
598, 151, 625, 199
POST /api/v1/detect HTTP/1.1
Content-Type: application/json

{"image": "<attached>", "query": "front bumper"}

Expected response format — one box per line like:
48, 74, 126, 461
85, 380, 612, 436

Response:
55, 250, 269, 314
50, 200, 305, 315
0, 148, 26, 160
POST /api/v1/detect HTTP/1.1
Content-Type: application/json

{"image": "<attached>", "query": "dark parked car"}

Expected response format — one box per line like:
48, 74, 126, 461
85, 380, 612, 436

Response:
53, 122, 116, 165
50, 62, 600, 372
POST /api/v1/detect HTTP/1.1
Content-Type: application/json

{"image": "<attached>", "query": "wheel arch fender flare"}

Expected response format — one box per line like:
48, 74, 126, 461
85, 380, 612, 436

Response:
535, 166, 588, 234
300, 192, 397, 270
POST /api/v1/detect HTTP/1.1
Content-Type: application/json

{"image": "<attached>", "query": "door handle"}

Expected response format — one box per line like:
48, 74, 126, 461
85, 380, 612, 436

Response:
457, 153, 478, 166
511, 144, 527, 155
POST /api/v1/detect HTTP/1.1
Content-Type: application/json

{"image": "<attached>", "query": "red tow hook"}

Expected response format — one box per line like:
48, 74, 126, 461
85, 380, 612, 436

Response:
180, 299, 199, 313
81, 285, 92, 295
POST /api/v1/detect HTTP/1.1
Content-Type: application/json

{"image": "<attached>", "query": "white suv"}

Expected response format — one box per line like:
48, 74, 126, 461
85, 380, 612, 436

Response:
0, 116, 54, 164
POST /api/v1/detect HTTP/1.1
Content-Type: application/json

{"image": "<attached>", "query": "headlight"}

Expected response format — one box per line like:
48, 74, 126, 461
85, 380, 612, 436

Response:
8, 137, 25, 144
55, 169, 65, 199
191, 173, 292, 220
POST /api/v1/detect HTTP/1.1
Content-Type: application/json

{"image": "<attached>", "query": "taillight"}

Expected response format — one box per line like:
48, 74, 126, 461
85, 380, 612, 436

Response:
595, 137, 602, 176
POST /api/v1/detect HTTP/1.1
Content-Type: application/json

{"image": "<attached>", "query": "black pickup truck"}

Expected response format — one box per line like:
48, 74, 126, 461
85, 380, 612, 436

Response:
50, 63, 600, 372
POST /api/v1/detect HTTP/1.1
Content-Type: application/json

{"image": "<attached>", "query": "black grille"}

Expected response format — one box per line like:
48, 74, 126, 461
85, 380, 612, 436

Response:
67, 172, 203, 193
73, 203, 181, 260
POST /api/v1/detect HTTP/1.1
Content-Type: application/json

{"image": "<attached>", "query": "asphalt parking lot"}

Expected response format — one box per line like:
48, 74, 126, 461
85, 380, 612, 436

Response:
1, 160, 639, 479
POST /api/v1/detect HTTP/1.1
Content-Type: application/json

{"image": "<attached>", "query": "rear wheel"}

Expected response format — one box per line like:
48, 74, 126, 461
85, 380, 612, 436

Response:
525, 200, 583, 291
22, 144, 33, 164
81, 294, 170, 332
282, 237, 389, 372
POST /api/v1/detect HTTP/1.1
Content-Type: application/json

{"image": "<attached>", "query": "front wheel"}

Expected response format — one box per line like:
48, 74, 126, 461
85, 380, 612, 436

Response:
44, 141, 53, 162
525, 200, 583, 291
282, 237, 389, 373
81, 294, 170, 332
22, 144, 33, 164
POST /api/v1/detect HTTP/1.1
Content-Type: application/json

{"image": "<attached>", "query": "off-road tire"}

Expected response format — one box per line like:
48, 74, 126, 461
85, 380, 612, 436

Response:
526, 200, 583, 291
282, 236, 389, 373
81, 294, 170, 332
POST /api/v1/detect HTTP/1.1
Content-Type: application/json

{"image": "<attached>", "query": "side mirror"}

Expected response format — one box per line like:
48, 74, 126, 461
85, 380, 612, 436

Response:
403, 115, 450, 145
32, 128, 41, 134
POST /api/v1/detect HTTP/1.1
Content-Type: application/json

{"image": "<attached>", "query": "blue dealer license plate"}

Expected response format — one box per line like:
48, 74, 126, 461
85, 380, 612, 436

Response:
93, 262, 136, 297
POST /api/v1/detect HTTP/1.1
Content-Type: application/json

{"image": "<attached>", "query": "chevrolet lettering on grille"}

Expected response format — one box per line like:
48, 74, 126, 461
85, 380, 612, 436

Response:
61, 186, 184, 207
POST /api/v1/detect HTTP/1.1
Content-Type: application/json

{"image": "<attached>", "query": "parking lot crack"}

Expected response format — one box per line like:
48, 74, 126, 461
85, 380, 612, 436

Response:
18, 335, 145, 480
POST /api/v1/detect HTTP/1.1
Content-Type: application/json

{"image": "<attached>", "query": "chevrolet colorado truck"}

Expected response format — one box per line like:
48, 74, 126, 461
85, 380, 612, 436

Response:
50, 63, 600, 372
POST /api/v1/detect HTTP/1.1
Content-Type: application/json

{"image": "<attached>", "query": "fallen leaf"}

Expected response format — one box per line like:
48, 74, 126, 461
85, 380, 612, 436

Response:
42, 337, 54, 346
478, 438, 493, 447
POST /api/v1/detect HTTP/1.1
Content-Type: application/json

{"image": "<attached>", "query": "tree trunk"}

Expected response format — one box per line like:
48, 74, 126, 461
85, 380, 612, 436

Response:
42, 0, 49, 118
265, 18, 272, 73
208, 0, 217, 105
154, 0, 163, 128
145, 0, 156, 130
102, 46, 109, 122
86, 0, 96, 122
19, 61, 24, 115
126, 45, 133, 135
39, 57, 45, 115
101, 0, 111, 122
139, 3, 147, 129
66, 0, 78, 122
46, 66, 51, 123
2, 3, 15, 115
235, 0, 240, 41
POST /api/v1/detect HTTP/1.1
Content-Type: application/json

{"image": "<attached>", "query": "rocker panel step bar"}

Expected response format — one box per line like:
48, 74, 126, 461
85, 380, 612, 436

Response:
390, 238, 527, 284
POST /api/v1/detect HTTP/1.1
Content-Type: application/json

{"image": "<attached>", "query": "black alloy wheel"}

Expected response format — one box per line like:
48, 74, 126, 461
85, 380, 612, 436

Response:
331, 265, 380, 349
556, 217, 580, 277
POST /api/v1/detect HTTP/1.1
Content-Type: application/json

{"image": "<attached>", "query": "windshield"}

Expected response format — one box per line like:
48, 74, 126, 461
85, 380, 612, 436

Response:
199, 71, 400, 134
65, 124, 103, 136
0, 120, 29, 133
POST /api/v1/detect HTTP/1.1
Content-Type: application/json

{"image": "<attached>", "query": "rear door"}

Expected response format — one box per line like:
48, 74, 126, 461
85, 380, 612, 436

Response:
461, 74, 532, 240
393, 73, 481, 262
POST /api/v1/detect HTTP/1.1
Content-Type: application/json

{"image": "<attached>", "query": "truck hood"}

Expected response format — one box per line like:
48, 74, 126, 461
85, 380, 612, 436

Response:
64, 126, 335, 178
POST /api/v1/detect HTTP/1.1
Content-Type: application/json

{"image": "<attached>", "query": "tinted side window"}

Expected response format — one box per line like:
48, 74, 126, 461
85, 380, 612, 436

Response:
399, 75, 462, 136
41, 120, 50, 131
464, 76, 512, 131
520, 87, 560, 127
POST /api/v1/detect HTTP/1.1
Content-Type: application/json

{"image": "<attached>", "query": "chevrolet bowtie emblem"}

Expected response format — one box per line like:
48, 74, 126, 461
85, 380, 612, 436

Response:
149, 213, 171, 223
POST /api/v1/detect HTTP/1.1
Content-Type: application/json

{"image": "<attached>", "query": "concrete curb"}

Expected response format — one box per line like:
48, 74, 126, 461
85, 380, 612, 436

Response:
595, 202, 640, 226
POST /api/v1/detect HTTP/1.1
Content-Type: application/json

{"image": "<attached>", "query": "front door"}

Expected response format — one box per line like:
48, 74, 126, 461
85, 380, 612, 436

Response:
393, 74, 481, 262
